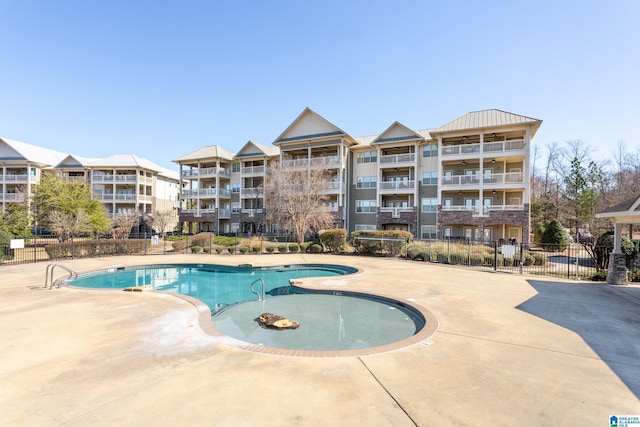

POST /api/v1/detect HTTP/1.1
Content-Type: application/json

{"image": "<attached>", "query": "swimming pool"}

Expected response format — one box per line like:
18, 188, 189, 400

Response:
67, 263, 435, 354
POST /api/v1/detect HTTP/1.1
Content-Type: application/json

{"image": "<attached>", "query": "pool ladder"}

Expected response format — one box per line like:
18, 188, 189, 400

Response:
250, 278, 265, 301
44, 263, 78, 289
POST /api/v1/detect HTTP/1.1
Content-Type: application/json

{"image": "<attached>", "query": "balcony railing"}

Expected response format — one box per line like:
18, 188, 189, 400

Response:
241, 187, 264, 198
1, 193, 26, 202
241, 165, 265, 175
441, 172, 524, 186
441, 204, 524, 214
1, 174, 34, 183
441, 139, 525, 156
279, 155, 342, 169
379, 180, 415, 190
241, 208, 264, 217
181, 167, 231, 178
379, 153, 415, 164
379, 206, 415, 218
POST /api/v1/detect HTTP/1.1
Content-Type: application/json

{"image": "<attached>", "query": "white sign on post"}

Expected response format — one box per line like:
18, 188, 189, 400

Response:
10, 239, 25, 249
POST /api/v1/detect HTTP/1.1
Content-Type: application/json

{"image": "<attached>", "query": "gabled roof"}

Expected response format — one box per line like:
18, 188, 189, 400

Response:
0, 137, 68, 167
86, 154, 164, 172
372, 122, 425, 145
596, 195, 640, 222
53, 154, 101, 168
234, 140, 279, 159
172, 145, 235, 163
157, 166, 180, 181
431, 109, 542, 135
273, 107, 356, 146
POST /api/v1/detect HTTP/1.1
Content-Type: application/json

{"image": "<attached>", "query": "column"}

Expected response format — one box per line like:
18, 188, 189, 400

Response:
607, 222, 628, 285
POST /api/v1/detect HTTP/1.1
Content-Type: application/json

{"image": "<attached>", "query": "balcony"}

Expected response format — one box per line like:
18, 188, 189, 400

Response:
441, 139, 525, 157
181, 167, 231, 179
441, 204, 524, 217
241, 165, 265, 176
279, 155, 343, 169
379, 153, 415, 165
441, 172, 524, 187
1, 193, 26, 202
241, 208, 264, 217
241, 187, 264, 198
1, 174, 35, 183
378, 180, 415, 192
379, 206, 415, 218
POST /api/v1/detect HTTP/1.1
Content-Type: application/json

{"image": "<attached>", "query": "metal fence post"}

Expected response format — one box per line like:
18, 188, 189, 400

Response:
519, 242, 524, 274
494, 240, 498, 271
467, 238, 471, 267
567, 245, 571, 279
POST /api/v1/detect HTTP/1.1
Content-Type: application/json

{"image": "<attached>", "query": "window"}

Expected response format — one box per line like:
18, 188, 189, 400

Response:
420, 225, 437, 240
356, 151, 377, 163
231, 183, 240, 193
356, 200, 376, 213
355, 224, 376, 231
422, 171, 437, 185
421, 198, 437, 212
422, 144, 438, 157
232, 162, 240, 172
231, 203, 240, 213
230, 223, 239, 232
356, 176, 377, 188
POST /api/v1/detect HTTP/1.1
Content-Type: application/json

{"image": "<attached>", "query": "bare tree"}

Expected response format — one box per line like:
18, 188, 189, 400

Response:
110, 212, 140, 239
48, 209, 92, 242
264, 160, 336, 245
146, 209, 177, 237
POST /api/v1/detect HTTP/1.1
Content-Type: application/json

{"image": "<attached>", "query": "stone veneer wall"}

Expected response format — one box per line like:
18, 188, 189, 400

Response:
376, 208, 418, 236
179, 212, 217, 224
437, 204, 530, 243
606, 253, 628, 285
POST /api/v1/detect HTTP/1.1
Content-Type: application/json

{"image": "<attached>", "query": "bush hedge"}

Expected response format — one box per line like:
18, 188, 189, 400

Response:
320, 229, 347, 253
350, 230, 412, 256
44, 238, 145, 259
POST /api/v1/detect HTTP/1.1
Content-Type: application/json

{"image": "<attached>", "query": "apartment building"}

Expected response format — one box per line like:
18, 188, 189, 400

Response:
0, 137, 180, 233
175, 108, 541, 243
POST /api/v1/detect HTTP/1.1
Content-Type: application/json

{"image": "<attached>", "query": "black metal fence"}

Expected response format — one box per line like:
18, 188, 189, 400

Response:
2, 233, 637, 281
409, 239, 639, 280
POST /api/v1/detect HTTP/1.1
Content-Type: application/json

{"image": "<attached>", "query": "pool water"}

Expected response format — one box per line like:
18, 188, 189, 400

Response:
68, 263, 428, 352
69, 263, 355, 313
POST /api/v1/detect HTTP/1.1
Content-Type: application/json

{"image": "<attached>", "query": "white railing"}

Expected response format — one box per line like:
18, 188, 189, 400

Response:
279, 156, 342, 169
442, 204, 524, 212
218, 208, 230, 218
218, 188, 231, 197
379, 180, 415, 190
482, 172, 524, 184
379, 206, 415, 218
379, 153, 415, 164
1, 174, 31, 183
181, 167, 230, 178
483, 139, 525, 153
198, 188, 217, 196
241, 165, 265, 175
441, 175, 480, 186
1, 193, 26, 202
241, 187, 264, 198
241, 208, 264, 217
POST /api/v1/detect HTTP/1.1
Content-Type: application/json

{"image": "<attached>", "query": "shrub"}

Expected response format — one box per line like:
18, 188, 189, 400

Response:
320, 229, 347, 253
278, 245, 288, 253
629, 269, 640, 282
532, 252, 547, 265
310, 244, 323, 253
350, 230, 412, 256
288, 243, 300, 252
239, 246, 250, 254
590, 271, 608, 281
215, 247, 226, 254
266, 246, 275, 253
203, 246, 210, 253
300, 242, 311, 253
213, 235, 241, 247
252, 245, 262, 253
541, 219, 569, 251
191, 245, 201, 253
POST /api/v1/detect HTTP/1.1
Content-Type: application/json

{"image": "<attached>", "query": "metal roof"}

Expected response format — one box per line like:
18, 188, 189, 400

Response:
431, 109, 542, 134
172, 145, 235, 163
86, 154, 165, 172
0, 137, 68, 166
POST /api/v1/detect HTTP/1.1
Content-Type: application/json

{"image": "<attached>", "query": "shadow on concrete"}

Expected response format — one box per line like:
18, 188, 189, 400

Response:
517, 280, 640, 398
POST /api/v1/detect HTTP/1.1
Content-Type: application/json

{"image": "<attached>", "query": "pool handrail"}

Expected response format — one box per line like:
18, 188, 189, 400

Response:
250, 278, 265, 301
45, 263, 78, 289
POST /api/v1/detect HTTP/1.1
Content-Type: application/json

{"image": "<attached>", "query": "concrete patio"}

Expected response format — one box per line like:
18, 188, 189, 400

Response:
1, 253, 638, 426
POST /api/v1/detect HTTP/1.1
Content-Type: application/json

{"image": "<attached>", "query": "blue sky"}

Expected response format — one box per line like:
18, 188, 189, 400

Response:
1, 0, 638, 171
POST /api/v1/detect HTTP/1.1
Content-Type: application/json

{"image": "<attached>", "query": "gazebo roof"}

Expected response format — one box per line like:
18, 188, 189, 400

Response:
596, 195, 640, 223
